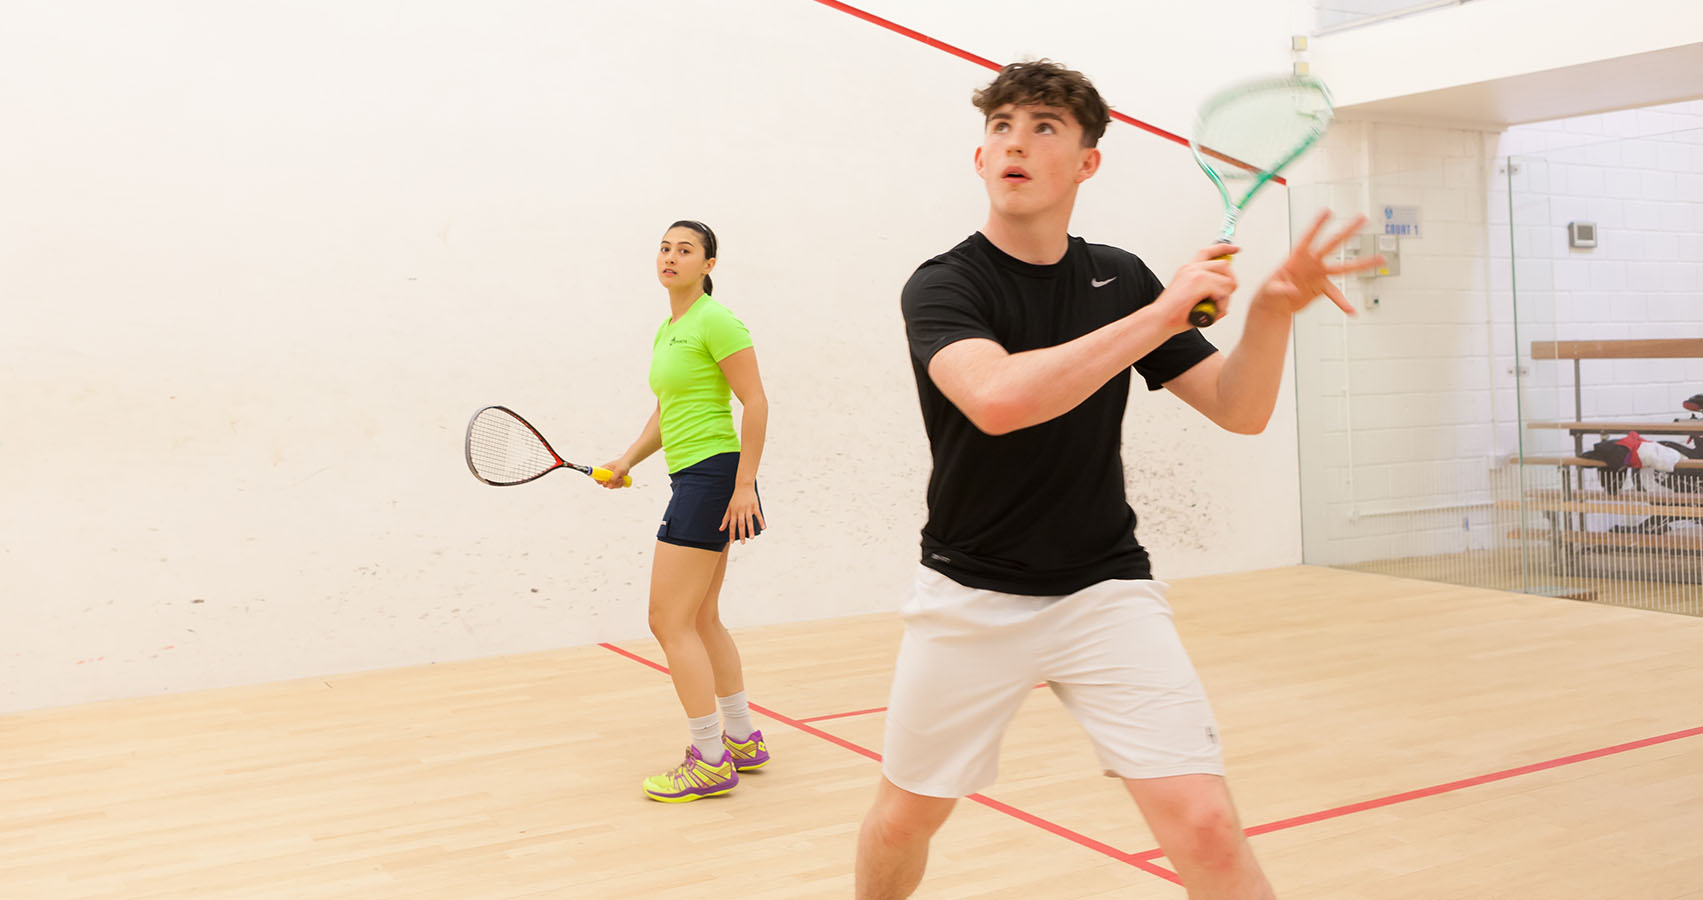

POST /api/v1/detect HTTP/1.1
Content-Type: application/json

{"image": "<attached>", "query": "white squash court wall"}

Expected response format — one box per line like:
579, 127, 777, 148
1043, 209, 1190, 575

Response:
1, 0, 1309, 712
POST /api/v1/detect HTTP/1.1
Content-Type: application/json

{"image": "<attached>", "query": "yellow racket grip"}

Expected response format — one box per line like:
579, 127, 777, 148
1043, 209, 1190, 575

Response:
1187, 250, 1236, 328
591, 467, 633, 487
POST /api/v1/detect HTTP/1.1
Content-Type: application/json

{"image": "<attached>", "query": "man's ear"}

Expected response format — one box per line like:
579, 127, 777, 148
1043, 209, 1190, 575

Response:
1076, 147, 1102, 184
973, 145, 984, 178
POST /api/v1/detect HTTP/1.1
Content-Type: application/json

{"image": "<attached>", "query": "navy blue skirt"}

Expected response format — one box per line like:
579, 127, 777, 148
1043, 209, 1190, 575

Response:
658, 452, 764, 551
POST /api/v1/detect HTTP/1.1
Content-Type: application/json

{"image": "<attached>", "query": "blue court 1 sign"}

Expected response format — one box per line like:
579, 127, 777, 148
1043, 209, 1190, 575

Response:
1382, 204, 1421, 238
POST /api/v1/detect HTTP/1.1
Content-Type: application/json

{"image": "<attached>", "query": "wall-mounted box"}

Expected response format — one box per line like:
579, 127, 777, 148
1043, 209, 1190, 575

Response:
1352, 233, 1400, 277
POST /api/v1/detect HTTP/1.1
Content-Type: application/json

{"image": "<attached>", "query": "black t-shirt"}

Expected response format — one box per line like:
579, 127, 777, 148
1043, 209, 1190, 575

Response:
901, 232, 1218, 595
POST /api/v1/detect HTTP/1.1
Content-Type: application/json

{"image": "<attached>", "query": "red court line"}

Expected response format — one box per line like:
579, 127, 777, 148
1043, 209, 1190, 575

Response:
600, 640, 669, 675
809, 0, 999, 72
967, 791, 1182, 885
597, 641, 1181, 882
807, 0, 1197, 152
600, 641, 883, 763
1125, 723, 1703, 862
750, 697, 884, 764
797, 706, 889, 724
605, 641, 1701, 876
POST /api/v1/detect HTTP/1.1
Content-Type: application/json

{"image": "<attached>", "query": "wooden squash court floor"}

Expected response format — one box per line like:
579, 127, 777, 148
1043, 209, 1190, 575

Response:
4, 566, 1701, 898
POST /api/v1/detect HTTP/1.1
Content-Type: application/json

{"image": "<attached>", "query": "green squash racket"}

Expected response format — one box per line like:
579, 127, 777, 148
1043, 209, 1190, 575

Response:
1188, 74, 1335, 327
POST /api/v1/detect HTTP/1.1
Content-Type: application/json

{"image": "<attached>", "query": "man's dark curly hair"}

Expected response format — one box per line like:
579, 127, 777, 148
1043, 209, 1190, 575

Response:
972, 59, 1110, 148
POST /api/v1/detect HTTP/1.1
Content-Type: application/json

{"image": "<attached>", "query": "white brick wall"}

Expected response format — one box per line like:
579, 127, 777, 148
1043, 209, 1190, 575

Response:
1497, 100, 1703, 463
1294, 121, 1505, 565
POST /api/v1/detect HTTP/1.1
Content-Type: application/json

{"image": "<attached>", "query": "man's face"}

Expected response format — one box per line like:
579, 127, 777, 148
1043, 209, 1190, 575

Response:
974, 103, 1099, 218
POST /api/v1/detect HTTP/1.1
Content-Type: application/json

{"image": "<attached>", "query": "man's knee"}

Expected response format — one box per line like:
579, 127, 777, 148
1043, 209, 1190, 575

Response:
865, 781, 955, 847
1167, 796, 1246, 869
1127, 775, 1249, 868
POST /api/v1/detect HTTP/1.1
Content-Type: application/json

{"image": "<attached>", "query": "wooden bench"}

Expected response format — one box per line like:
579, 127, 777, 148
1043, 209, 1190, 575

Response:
1512, 339, 1703, 576
1508, 527, 1703, 552
1515, 455, 1703, 470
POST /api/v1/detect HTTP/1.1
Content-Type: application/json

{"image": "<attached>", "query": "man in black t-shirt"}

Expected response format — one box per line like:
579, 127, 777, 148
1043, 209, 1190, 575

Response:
904, 232, 1215, 595
855, 61, 1379, 900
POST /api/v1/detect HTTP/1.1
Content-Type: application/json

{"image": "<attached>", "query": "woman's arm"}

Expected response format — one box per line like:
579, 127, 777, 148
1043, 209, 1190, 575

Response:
718, 346, 767, 541
599, 403, 662, 489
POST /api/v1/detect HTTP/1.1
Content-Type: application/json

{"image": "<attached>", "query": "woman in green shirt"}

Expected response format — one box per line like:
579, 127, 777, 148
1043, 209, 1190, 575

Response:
601, 220, 771, 802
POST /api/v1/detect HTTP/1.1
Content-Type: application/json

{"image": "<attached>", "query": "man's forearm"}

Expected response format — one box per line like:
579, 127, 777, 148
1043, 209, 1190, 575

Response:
1209, 299, 1295, 434
944, 306, 1178, 435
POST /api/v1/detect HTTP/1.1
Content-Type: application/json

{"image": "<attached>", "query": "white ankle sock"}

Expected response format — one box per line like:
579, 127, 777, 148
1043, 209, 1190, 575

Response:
689, 712, 724, 761
718, 691, 755, 742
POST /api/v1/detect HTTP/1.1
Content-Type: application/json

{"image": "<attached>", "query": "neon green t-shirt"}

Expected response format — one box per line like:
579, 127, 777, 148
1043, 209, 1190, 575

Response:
649, 295, 753, 473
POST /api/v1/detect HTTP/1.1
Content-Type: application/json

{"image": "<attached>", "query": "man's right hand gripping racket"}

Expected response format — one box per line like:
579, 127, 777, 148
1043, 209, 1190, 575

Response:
464, 405, 631, 487
1188, 74, 1335, 327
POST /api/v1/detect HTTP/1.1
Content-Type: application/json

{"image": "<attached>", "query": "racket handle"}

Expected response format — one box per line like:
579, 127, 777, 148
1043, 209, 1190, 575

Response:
1188, 247, 1237, 328
1188, 299, 1219, 328
591, 467, 633, 487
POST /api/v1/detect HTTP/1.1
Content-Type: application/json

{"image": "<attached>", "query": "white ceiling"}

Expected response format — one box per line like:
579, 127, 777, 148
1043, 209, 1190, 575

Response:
1334, 42, 1703, 130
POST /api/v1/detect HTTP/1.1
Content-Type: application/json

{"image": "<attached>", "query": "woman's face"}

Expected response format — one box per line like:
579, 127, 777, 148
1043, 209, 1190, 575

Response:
657, 226, 715, 291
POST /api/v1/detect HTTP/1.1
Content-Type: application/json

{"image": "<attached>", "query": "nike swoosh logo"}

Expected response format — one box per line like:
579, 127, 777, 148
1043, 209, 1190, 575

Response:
1090, 276, 1117, 288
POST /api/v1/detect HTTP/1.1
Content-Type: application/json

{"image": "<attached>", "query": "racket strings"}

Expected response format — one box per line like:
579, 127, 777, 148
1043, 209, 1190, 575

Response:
467, 409, 557, 484
1194, 80, 1333, 184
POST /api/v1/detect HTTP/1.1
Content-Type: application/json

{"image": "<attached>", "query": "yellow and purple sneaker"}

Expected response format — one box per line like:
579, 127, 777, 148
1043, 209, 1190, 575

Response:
722, 730, 770, 772
641, 745, 739, 803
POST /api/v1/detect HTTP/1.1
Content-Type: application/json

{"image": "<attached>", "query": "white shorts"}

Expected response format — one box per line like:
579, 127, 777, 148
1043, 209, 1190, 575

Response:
881, 565, 1225, 798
